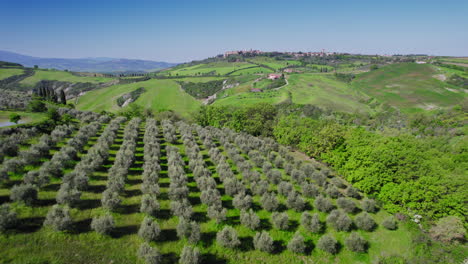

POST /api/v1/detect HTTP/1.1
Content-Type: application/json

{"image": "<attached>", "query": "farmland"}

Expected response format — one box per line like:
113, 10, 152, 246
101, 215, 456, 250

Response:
0, 114, 424, 264
0, 68, 24, 81
19, 70, 114, 86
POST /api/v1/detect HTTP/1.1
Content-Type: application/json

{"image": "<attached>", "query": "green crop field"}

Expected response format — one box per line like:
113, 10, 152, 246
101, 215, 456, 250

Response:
0, 68, 24, 80
20, 70, 114, 86
351, 63, 466, 112
76, 79, 200, 116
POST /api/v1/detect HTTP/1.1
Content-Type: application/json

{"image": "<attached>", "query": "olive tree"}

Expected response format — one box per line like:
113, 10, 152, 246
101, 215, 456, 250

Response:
271, 212, 289, 230
314, 195, 334, 213
0, 204, 17, 232
10, 184, 37, 205
91, 214, 115, 235
216, 226, 240, 249
355, 212, 376, 231
176, 218, 200, 244
345, 232, 367, 252
138, 217, 161, 242
138, 242, 161, 264
382, 216, 398, 230
44, 204, 73, 231
317, 234, 338, 254
140, 194, 160, 216
179, 245, 200, 264
287, 232, 306, 254
326, 210, 352, 232
253, 231, 274, 253
240, 209, 260, 230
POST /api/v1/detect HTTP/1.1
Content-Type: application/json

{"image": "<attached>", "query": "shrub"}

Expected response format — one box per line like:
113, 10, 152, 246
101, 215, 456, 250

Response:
266, 169, 282, 184
314, 195, 334, 212
44, 204, 72, 231
361, 198, 377, 213
345, 186, 361, 199
101, 189, 121, 211
302, 183, 319, 198
325, 185, 341, 198
286, 191, 306, 212
430, 216, 466, 243
0, 204, 17, 232
287, 232, 306, 254
91, 214, 115, 235
337, 197, 357, 213
355, 212, 376, 231
278, 181, 293, 196
233, 192, 252, 210
240, 209, 260, 230
253, 231, 274, 253
176, 218, 200, 244
179, 245, 200, 264
271, 212, 289, 230
382, 216, 398, 230
216, 226, 240, 249
140, 194, 160, 216
301, 212, 322, 233
170, 199, 193, 219
56, 183, 81, 206
10, 184, 37, 205
260, 192, 279, 212
138, 242, 161, 264
327, 209, 352, 232
138, 217, 161, 242
207, 205, 227, 224
345, 232, 367, 252
317, 234, 338, 254
251, 180, 269, 195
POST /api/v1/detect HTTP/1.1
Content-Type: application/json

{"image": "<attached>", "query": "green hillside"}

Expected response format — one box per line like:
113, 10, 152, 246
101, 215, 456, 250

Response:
351, 63, 466, 112
20, 70, 114, 86
77, 79, 200, 116
0, 68, 24, 80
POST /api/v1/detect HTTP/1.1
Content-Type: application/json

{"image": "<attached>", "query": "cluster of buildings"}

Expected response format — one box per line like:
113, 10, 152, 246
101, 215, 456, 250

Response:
224, 49, 335, 58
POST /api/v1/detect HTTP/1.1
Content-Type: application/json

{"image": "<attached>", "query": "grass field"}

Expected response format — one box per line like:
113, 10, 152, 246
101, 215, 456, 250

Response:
0, 111, 47, 127
0, 68, 24, 80
20, 70, 114, 86
215, 89, 289, 107
0, 120, 422, 264
249, 57, 301, 70
161, 62, 259, 76
76, 79, 200, 116
351, 63, 466, 112
284, 74, 371, 113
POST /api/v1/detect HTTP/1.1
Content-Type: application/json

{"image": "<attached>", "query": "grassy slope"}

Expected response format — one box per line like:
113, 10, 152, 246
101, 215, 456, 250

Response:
76, 79, 200, 116
0, 68, 24, 80
352, 63, 466, 112
286, 74, 372, 113
249, 57, 301, 70
162, 62, 259, 76
0, 122, 421, 264
0, 111, 47, 126
20, 70, 114, 86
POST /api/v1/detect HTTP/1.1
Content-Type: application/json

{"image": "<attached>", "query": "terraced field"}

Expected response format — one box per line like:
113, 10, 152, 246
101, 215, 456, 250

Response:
0, 117, 415, 264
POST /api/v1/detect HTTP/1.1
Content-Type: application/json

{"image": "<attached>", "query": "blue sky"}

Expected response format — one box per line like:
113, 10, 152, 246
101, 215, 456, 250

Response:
1, 0, 467, 62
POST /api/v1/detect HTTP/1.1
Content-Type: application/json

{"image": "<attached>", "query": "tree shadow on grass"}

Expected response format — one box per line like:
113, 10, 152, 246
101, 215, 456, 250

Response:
126, 178, 142, 185
160, 228, 178, 242
188, 196, 201, 205
201, 253, 227, 264
76, 199, 101, 210
200, 231, 217, 247
0, 195, 10, 204
276, 203, 288, 212
2, 179, 22, 188
192, 212, 209, 223
73, 218, 92, 234
259, 218, 272, 231
161, 252, 178, 264
225, 215, 239, 226
304, 240, 315, 255
159, 182, 169, 188
221, 200, 233, 209
42, 183, 60, 191
86, 184, 106, 193
118, 203, 140, 215
289, 219, 300, 231
123, 189, 142, 197
15, 216, 45, 233
34, 198, 56, 207
239, 236, 254, 251
112, 225, 139, 238
272, 240, 286, 254
157, 209, 172, 220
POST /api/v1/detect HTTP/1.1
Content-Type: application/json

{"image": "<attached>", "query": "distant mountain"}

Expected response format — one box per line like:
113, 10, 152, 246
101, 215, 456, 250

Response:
0, 50, 178, 73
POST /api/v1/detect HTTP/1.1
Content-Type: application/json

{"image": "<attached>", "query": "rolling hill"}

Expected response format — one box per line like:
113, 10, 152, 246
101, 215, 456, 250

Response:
0, 50, 178, 73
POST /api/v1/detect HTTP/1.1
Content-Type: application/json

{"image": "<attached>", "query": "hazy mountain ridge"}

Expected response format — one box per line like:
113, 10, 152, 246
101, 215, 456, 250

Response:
0, 50, 178, 73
